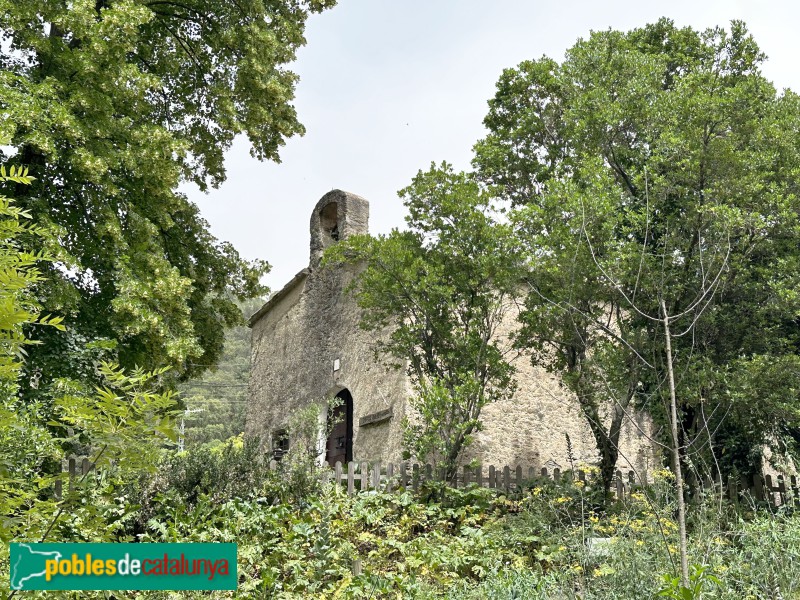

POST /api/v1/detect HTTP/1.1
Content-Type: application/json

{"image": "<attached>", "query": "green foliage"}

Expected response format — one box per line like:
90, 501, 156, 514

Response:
8, 427, 796, 600
271, 399, 336, 502
424, 482, 800, 600
140, 435, 273, 513
0, 164, 181, 595
142, 398, 332, 522
475, 19, 800, 483
133, 481, 529, 598
657, 564, 720, 600
0, 165, 63, 385
24, 459, 795, 599
54, 362, 179, 470
325, 163, 520, 475
1, 0, 337, 400
1, 364, 180, 596
0, 163, 63, 539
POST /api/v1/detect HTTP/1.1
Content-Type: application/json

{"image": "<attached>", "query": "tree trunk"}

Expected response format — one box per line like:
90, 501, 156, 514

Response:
662, 298, 690, 587
584, 402, 622, 497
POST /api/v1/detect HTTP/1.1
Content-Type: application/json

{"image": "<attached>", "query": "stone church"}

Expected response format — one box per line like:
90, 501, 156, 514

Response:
246, 190, 657, 472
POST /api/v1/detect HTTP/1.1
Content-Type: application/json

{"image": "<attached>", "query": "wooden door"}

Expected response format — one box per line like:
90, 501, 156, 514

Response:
325, 390, 353, 466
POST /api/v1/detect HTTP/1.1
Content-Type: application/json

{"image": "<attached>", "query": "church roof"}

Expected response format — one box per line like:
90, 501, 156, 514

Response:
248, 268, 310, 327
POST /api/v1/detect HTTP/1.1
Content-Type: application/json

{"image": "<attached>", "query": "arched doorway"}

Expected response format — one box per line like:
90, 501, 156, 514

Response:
325, 389, 353, 466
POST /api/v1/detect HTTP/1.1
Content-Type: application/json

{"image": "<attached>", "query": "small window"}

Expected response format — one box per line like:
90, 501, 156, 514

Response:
272, 428, 289, 461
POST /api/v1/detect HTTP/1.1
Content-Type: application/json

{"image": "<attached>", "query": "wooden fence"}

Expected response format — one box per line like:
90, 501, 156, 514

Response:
302, 460, 800, 508
54, 454, 800, 508
54, 455, 95, 501
682, 470, 800, 509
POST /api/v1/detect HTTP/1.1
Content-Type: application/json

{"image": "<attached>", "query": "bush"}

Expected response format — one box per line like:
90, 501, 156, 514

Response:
432, 476, 800, 600
128, 482, 533, 598
21, 453, 800, 599
151, 435, 273, 507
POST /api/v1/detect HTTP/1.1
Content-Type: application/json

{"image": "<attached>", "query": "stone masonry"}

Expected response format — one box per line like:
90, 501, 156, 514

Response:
247, 190, 659, 473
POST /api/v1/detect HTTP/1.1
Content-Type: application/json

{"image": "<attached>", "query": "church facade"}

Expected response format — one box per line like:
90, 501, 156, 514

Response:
246, 190, 657, 473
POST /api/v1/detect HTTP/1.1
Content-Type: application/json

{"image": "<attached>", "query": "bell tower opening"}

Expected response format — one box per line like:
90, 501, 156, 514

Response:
319, 202, 339, 244
309, 190, 369, 268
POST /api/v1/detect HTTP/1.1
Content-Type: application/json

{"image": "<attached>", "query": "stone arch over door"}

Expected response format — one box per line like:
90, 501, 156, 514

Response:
325, 388, 353, 466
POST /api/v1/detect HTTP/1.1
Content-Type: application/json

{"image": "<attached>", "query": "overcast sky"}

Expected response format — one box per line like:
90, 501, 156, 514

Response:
183, 0, 800, 294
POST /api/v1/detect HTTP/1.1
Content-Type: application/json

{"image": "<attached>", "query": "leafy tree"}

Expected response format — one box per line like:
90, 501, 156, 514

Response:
325, 164, 520, 477
476, 19, 800, 510
0, 164, 65, 493
0, 164, 178, 590
0, 0, 335, 398
0, 165, 63, 380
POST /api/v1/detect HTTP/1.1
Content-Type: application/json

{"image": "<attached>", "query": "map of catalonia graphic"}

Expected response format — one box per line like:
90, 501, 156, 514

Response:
10, 544, 62, 590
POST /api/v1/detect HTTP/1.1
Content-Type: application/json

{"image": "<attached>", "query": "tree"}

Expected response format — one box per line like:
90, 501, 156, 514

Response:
0, 0, 335, 398
0, 164, 177, 592
325, 164, 519, 477
0, 165, 63, 380
475, 20, 800, 498
0, 164, 64, 490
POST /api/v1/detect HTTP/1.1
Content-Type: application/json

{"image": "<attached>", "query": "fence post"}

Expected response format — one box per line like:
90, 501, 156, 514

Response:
476, 465, 483, 488
777, 475, 787, 507
727, 475, 738, 506
68, 458, 76, 494
400, 462, 408, 489
347, 461, 356, 496
335, 461, 343, 490
386, 463, 394, 493
753, 473, 764, 502
372, 462, 381, 490
351, 558, 362, 576
488, 466, 496, 489
503, 466, 511, 491
515, 466, 523, 491
615, 470, 624, 501
412, 464, 420, 492
360, 462, 369, 492
765, 474, 775, 507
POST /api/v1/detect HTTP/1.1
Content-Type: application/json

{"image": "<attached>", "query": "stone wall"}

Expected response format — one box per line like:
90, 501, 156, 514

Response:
247, 190, 660, 473
247, 190, 410, 463
424, 297, 659, 473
